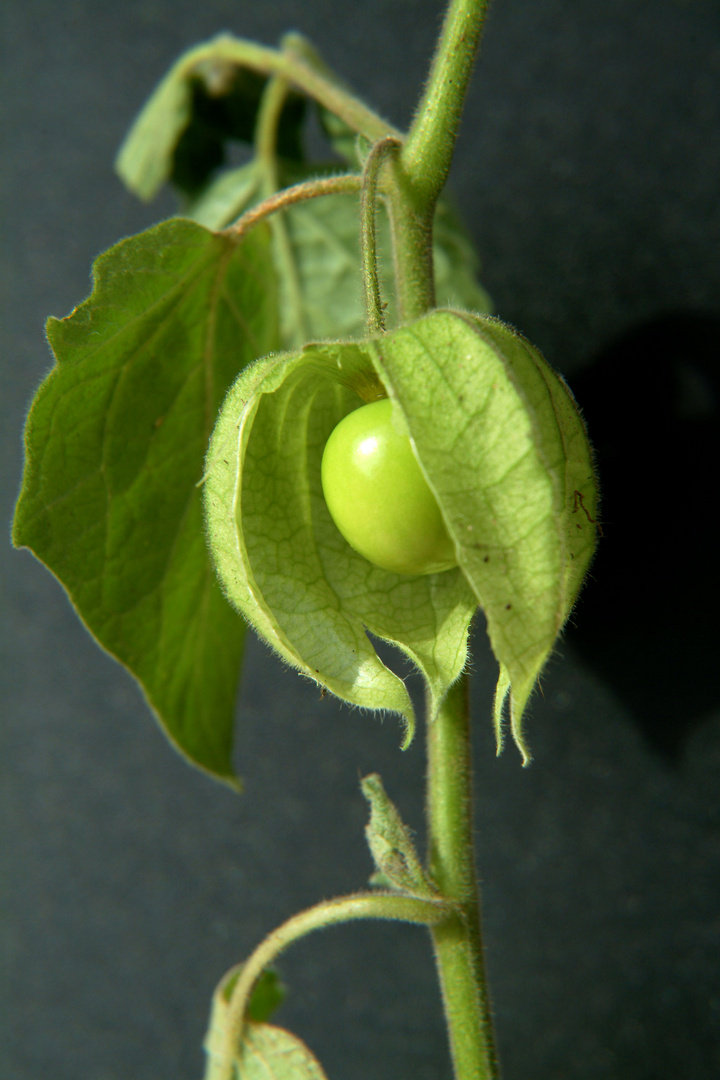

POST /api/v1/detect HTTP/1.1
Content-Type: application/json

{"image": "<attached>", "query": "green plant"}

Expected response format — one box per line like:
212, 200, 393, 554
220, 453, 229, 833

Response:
12, 1, 598, 1077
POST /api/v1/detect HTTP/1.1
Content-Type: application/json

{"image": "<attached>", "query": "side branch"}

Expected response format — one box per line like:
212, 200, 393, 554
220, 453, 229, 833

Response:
215, 890, 454, 1080
225, 174, 362, 242
190, 34, 400, 146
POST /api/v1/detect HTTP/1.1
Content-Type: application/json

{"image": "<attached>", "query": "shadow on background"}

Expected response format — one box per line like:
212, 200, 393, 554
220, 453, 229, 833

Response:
567, 312, 720, 761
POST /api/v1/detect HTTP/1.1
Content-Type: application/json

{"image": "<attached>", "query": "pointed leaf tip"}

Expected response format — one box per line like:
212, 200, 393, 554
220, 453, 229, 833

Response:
493, 667, 511, 757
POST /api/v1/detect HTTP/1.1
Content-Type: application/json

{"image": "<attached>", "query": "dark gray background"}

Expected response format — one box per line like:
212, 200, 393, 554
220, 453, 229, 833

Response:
2, 2, 720, 1078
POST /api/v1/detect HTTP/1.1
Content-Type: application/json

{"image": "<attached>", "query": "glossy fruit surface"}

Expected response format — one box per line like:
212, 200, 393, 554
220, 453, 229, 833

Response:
321, 398, 457, 576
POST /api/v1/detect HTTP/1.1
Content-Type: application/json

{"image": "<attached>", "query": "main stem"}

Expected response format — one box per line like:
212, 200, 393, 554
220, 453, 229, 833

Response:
427, 676, 499, 1080
381, 1, 498, 1076
386, 0, 489, 321
403, 0, 490, 208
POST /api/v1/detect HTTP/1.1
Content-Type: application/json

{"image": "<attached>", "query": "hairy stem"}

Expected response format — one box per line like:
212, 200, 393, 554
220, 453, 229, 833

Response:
255, 74, 290, 173
225, 174, 361, 241
378, 16, 501, 1071
385, 166, 437, 321
403, 0, 490, 210
360, 136, 402, 334
254, 74, 310, 344
427, 675, 500, 1080
214, 891, 453, 1080
191, 34, 398, 144
383, 0, 490, 321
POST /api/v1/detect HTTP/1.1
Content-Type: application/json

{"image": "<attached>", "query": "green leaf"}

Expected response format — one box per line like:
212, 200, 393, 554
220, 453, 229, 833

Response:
370, 310, 598, 761
185, 162, 264, 230
361, 773, 437, 897
115, 45, 197, 201
184, 162, 369, 342
186, 164, 492, 347
235, 1023, 329, 1080
205, 968, 324, 1080
246, 968, 287, 1024
276, 177, 491, 340
13, 218, 279, 783
204, 1022, 328, 1080
204, 341, 478, 747
115, 35, 305, 202
317, 105, 365, 167
216, 966, 287, 1025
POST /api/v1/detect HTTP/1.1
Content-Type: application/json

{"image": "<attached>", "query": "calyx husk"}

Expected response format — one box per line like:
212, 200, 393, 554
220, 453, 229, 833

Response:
204, 309, 598, 761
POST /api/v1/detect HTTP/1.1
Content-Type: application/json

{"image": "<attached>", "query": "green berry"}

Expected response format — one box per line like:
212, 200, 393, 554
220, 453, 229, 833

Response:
321, 398, 457, 576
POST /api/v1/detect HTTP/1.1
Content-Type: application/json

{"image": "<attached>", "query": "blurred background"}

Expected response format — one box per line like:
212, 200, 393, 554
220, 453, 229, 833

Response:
2, 1, 719, 1077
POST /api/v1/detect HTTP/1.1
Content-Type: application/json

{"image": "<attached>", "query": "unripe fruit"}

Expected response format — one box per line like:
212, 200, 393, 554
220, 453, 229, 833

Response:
321, 398, 457, 576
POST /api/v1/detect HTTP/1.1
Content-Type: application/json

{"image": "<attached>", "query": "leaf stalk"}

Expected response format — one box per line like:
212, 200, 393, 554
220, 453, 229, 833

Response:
215, 890, 454, 1080
192, 34, 399, 145
224, 174, 362, 241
